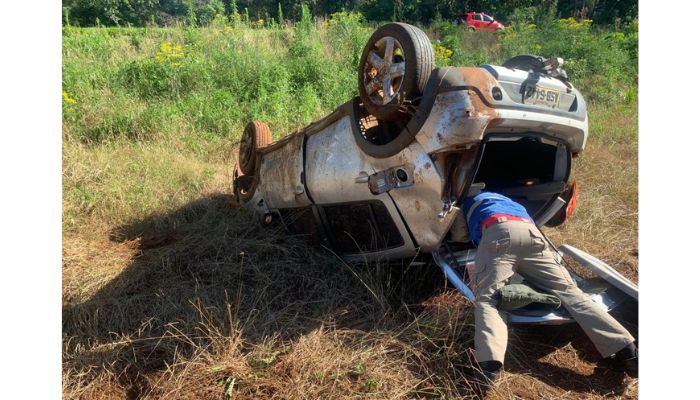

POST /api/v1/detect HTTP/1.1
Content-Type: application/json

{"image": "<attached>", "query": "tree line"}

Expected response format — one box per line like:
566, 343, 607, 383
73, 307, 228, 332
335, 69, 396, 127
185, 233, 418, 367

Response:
62, 0, 637, 27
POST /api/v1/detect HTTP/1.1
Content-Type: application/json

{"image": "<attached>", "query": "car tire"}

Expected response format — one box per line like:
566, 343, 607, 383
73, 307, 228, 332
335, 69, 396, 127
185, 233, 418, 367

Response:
358, 23, 434, 121
350, 68, 444, 159
238, 120, 272, 176
468, 26, 476, 32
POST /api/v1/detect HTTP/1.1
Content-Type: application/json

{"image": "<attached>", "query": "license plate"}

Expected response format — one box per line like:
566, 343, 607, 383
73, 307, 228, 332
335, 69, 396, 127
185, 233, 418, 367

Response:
523, 85, 561, 108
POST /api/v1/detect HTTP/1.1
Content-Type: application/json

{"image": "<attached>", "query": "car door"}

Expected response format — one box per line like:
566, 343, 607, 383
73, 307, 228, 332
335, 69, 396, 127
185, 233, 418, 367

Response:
483, 14, 495, 30
472, 13, 482, 29
303, 114, 417, 261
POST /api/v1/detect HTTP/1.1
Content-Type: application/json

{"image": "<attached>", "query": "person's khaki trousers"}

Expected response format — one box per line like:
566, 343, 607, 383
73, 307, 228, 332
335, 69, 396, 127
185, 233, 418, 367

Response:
473, 219, 635, 363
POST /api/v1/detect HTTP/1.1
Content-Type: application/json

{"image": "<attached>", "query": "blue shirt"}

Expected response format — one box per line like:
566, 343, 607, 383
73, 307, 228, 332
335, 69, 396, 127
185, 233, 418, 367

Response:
462, 192, 533, 245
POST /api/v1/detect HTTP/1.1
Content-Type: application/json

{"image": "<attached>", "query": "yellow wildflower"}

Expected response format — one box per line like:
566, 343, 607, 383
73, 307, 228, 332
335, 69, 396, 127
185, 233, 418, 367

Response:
155, 41, 184, 66
62, 90, 76, 104
433, 43, 453, 66
558, 17, 588, 30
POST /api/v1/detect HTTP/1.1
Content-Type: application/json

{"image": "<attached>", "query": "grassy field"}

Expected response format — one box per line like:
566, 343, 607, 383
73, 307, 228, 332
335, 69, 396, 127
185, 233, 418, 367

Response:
63, 15, 638, 399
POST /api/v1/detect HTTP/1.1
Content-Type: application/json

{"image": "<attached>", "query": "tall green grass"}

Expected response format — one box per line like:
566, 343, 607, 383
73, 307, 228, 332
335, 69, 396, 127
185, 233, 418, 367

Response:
63, 13, 637, 144
62, 13, 373, 144
62, 12, 637, 229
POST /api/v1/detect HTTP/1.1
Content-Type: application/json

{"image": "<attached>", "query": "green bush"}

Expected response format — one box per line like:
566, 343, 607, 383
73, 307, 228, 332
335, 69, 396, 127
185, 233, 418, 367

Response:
423, 14, 637, 105
498, 17, 637, 104
426, 18, 500, 68
326, 11, 371, 71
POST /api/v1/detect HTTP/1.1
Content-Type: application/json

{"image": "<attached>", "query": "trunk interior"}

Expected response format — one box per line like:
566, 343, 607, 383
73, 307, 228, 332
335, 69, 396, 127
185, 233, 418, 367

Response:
472, 135, 570, 218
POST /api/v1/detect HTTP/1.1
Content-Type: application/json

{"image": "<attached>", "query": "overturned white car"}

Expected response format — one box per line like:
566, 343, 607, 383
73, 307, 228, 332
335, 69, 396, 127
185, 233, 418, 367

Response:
233, 23, 638, 325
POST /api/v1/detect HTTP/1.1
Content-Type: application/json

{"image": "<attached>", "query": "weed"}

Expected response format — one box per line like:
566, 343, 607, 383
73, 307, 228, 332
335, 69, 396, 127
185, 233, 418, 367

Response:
350, 360, 366, 377
366, 378, 379, 392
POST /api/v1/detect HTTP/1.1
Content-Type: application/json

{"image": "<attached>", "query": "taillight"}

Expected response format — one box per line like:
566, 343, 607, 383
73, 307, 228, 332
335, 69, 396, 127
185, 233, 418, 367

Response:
565, 180, 578, 220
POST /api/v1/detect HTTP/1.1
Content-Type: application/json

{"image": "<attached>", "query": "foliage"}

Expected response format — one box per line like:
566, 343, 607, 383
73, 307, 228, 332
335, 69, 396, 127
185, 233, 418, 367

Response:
499, 16, 637, 104
425, 17, 497, 68
432, 43, 453, 67
62, 10, 637, 144
325, 11, 372, 70
556, 0, 638, 24
62, 10, 374, 143
63, 0, 639, 27
277, 2, 284, 25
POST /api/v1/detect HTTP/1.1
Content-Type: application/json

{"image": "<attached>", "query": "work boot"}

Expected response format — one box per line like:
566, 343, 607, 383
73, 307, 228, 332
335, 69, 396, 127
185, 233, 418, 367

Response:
615, 343, 638, 378
471, 360, 502, 397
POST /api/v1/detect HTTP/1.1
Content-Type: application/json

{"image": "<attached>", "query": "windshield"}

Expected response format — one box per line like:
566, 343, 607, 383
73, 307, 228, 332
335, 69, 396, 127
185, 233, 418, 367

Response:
483, 14, 494, 22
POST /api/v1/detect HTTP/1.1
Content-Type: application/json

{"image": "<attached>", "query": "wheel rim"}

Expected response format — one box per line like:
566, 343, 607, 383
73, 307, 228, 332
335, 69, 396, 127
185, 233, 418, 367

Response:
362, 36, 406, 106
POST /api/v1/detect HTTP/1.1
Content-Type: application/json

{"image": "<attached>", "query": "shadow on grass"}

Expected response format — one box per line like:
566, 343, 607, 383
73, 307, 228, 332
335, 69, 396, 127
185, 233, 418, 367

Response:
62, 193, 638, 399
62, 193, 451, 398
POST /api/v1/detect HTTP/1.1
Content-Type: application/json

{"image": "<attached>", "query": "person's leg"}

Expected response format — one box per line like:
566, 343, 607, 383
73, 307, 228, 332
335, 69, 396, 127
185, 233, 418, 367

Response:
517, 226, 636, 358
473, 223, 518, 364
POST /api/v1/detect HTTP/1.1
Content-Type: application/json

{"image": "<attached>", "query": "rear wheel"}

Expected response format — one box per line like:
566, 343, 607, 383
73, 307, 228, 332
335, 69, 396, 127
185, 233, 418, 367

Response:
358, 23, 434, 121
238, 121, 272, 176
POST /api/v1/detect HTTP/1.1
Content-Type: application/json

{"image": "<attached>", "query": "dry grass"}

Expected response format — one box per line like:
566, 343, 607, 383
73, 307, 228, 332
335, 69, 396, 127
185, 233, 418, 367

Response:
63, 103, 638, 399
544, 103, 639, 282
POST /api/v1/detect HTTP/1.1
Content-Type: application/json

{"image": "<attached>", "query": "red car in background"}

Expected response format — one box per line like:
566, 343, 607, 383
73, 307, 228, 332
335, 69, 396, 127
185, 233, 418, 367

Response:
456, 12, 504, 31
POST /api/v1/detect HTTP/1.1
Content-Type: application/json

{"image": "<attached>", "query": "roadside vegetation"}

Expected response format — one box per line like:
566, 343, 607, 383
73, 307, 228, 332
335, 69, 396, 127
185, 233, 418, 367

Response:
63, 8, 638, 399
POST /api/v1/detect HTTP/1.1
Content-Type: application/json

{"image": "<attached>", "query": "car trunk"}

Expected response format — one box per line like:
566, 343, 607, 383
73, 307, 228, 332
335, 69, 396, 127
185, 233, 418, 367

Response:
471, 134, 571, 220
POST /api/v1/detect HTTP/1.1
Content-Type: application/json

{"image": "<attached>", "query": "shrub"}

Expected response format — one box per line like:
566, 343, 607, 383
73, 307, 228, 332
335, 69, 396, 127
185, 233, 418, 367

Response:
326, 11, 371, 69
427, 17, 499, 68
287, 5, 354, 113
120, 57, 186, 99
499, 17, 636, 104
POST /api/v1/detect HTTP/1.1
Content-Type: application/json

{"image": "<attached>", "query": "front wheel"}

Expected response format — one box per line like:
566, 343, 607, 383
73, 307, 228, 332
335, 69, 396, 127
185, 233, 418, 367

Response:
358, 23, 434, 121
